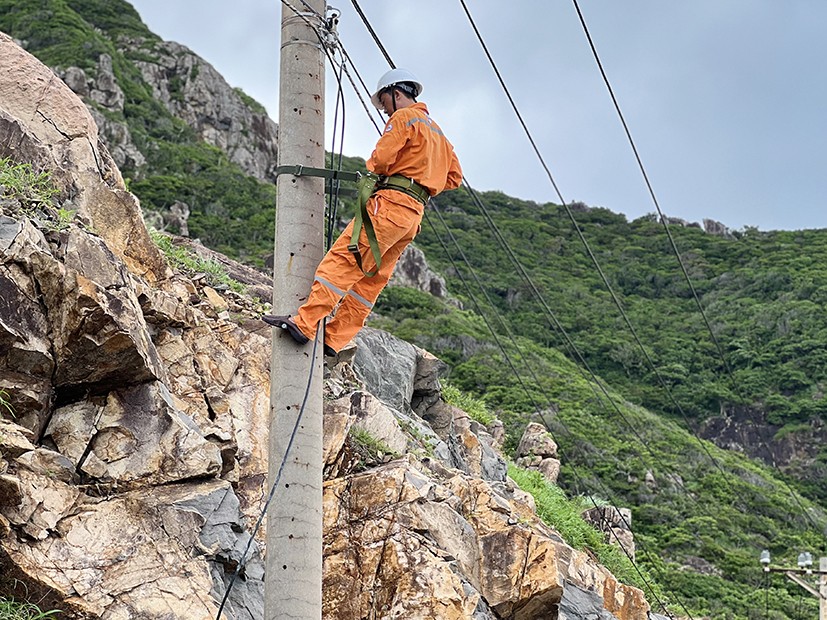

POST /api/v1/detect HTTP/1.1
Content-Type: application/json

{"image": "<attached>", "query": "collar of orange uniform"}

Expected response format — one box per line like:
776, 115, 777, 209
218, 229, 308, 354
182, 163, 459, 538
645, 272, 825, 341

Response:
390, 101, 428, 120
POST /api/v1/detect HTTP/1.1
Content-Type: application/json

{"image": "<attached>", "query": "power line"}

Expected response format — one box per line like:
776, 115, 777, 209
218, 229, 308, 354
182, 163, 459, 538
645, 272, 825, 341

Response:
338, 7, 689, 615
456, 0, 739, 498
424, 208, 680, 619
349, 0, 395, 68
215, 335, 322, 619
568, 0, 824, 538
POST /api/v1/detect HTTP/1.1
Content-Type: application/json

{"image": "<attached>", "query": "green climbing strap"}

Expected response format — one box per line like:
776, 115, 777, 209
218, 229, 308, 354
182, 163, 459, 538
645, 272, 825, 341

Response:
349, 172, 383, 277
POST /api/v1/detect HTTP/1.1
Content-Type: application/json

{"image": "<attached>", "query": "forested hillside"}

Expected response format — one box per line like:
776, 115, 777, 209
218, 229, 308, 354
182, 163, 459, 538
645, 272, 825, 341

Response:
406, 190, 827, 488
2, 1, 826, 618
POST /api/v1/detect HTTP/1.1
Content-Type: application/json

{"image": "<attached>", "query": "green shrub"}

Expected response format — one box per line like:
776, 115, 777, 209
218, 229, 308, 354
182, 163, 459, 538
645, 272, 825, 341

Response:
442, 382, 494, 425
508, 464, 660, 600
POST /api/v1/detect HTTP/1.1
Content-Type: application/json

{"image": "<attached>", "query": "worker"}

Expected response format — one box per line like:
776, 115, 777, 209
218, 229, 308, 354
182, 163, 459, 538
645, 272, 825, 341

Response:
263, 68, 462, 356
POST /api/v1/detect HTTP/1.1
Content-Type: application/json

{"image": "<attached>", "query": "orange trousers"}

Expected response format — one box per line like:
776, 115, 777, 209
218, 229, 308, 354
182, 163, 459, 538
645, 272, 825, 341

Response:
293, 191, 423, 352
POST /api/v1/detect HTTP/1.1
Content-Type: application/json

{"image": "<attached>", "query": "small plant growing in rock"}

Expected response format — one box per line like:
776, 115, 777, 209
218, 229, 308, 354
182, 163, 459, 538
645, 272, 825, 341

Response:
0, 157, 74, 231
0, 596, 60, 619
149, 229, 246, 293
442, 382, 495, 425
0, 389, 14, 418
348, 427, 398, 471
0, 158, 59, 206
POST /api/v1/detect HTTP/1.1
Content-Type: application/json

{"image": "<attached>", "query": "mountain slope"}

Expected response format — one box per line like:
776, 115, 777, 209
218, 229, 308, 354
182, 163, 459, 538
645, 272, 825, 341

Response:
2, 2, 826, 617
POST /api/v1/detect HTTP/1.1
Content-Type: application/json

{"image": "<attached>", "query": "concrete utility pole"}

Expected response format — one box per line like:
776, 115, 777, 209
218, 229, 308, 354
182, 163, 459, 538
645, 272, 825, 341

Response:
761, 552, 827, 620
266, 1, 326, 618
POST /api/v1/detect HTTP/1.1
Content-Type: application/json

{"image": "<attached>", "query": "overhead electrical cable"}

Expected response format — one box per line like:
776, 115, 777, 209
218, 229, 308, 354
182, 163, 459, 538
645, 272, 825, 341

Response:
456, 0, 739, 497
215, 336, 322, 620
568, 0, 823, 537
342, 8, 694, 616
349, 0, 395, 67
568, 0, 739, 399
423, 209, 679, 619
326, 48, 347, 249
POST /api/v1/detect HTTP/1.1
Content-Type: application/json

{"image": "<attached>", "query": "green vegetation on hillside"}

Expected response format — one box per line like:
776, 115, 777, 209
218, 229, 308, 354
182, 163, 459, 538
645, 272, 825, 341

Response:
373, 288, 825, 618
0, 0, 277, 265
385, 189, 827, 502
4, 2, 827, 618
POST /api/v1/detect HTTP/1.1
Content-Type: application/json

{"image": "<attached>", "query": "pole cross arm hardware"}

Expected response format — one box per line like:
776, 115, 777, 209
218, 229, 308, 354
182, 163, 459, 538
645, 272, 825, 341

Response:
760, 554, 827, 620
765, 567, 827, 576
784, 571, 824, 599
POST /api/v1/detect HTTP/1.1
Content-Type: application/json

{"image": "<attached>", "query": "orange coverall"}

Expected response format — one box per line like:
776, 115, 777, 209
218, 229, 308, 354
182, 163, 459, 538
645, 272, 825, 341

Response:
293, 101, 462, 352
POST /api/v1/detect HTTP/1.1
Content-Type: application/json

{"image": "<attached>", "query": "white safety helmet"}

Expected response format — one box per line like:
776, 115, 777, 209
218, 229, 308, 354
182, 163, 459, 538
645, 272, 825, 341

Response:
370, 68, 423, 109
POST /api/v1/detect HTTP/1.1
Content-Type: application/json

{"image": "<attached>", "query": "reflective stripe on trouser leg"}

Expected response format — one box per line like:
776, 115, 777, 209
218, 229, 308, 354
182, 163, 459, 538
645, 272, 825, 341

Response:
293, 275, 345, 340
324, 195, 421, 351
293, 217, 362, 339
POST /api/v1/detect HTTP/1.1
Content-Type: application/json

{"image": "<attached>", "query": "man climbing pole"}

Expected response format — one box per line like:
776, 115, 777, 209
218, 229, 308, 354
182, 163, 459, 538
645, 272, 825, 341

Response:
264, 68, 462, 356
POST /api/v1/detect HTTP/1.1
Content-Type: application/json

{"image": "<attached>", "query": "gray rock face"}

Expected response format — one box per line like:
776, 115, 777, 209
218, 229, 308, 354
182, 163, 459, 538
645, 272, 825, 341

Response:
559, 582, 619, 619
351, 327, 507, 482
46, 382, 222, 486
353, 327, 419, 413
128, 39, 279, 183
699, 404, 827, 495
390, 244, 451, 299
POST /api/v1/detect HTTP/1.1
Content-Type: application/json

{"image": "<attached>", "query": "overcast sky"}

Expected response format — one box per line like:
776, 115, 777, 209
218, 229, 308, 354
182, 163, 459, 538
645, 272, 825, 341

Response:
128, 1, 827, 231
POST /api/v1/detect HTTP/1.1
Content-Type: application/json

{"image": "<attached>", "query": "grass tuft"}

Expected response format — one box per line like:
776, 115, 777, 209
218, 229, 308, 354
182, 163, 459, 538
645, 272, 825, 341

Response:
442, 382, 495, 425
0, 597, 60, 619
149, 230, 245, 293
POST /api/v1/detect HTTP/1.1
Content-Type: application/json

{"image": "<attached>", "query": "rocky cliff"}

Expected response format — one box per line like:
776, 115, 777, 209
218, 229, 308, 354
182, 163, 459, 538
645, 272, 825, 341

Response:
0, 32, 661, 619
53, 37, 279, 185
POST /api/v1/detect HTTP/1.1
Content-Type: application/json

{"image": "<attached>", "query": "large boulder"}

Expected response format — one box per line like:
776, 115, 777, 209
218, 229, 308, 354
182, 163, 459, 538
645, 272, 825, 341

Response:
323, 457, 650, 620
0, 32, 168, 283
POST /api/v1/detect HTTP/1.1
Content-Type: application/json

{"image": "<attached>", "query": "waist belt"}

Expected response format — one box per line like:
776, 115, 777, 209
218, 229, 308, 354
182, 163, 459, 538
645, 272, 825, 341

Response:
377, 174, 430, 206
348, 173, 430, 277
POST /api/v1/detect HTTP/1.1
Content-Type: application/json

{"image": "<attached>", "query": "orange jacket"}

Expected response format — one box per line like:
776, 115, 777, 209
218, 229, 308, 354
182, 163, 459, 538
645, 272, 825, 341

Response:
366, 102, 462, 198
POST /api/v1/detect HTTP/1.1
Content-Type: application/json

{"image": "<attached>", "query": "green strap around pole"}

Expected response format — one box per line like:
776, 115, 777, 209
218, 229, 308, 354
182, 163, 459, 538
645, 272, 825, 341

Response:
275, 164, 381, 277
275, 165, 359, 183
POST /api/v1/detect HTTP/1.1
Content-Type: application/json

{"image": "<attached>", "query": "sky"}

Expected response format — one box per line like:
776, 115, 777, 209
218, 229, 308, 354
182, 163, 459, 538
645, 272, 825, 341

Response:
127, 1, 827, 231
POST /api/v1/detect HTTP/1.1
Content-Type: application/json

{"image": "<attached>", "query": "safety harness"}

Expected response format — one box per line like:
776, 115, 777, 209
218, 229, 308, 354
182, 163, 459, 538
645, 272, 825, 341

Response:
349, 173, 430, 277
274, 164, 429, 278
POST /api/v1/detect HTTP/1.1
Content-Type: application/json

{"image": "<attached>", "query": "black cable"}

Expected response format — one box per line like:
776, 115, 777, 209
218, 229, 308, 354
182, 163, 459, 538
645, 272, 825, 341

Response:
349, 0, 395, 68
340, 7, 686, 614
568, 0, 823, 537
569, 0, 743, 431
456, 0, 738, 498
326, 57, 347, 250
425, 208, 679, 619
215, 336, 321, 619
